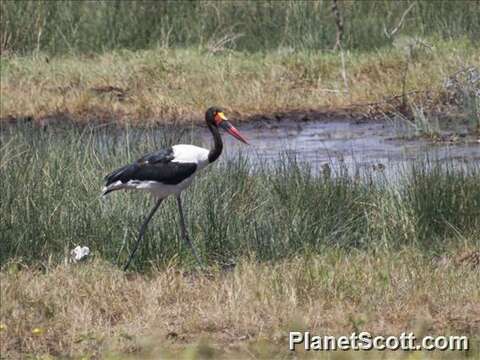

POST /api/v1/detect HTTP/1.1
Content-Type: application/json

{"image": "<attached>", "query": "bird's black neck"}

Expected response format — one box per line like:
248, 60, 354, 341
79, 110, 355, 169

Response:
207, 123, 223, 163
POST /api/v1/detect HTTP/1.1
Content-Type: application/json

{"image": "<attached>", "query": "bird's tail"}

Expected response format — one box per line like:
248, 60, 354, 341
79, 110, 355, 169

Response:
101, 181, 124, 198
102, 164, 133, 198
101, 187, 115, 197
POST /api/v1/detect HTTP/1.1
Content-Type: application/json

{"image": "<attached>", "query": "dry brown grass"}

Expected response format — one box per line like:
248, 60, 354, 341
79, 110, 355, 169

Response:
1, 39, 478, 125
1, 247, 479, 359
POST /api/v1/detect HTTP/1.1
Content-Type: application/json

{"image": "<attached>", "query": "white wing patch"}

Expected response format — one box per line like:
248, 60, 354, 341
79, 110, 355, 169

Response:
172, 145, 209, 169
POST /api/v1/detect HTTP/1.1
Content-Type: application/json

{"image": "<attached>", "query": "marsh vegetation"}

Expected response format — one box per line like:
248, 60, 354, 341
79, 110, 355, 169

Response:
1, 124, 479, 359
2, 1, 479, 54
1, 1, 479, 126
1, 124, 479, 268
1, 1, 479, 358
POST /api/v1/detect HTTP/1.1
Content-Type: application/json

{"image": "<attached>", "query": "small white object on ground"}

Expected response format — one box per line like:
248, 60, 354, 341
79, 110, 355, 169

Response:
70, 246, 90, 263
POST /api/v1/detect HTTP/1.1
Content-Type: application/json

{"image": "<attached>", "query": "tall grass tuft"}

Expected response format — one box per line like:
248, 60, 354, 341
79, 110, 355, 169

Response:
1, 125, 479, 271
1, 1, 479, 55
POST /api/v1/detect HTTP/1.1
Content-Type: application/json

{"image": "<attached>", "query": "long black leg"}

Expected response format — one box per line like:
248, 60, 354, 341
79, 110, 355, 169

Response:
123, 198, 163, 271
176, 195, 203, 267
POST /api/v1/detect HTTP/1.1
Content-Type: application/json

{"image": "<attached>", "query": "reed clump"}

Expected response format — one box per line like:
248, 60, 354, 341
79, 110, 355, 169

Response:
2, 1, 479, 55
1, 124, 479, 269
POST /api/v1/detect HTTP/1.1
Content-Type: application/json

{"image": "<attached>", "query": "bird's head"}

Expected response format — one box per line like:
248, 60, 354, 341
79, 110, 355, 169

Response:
206, 107, 249, 144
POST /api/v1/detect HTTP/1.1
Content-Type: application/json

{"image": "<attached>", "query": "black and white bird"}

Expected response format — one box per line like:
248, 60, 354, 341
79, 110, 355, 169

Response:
102, 107, 248, 270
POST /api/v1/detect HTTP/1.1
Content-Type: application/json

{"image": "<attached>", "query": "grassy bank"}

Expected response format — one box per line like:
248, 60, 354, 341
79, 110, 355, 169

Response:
1, 1, 479, 127
1, 39, 479, 126
1, 253, 479, 359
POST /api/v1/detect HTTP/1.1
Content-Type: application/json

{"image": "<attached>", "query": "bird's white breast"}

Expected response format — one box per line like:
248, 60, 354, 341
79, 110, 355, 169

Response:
172, 145, 209, 169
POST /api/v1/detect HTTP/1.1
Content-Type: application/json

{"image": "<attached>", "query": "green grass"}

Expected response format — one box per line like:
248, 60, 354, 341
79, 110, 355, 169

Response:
1, 1, 479, 129
1, 124, 479, 271
1, 0, 480, 55
1, 124, 478, 358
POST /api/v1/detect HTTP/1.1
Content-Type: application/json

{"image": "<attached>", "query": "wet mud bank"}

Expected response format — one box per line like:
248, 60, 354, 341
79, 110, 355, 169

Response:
2, 111, 479, 180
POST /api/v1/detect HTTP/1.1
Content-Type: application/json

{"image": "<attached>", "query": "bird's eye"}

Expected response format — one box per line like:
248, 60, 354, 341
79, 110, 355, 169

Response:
216, 112, 227, 120
214, 112, 224, 125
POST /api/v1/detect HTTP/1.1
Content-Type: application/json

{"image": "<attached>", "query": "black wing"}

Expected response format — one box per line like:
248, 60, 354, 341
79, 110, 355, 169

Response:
104, 148, 197, 186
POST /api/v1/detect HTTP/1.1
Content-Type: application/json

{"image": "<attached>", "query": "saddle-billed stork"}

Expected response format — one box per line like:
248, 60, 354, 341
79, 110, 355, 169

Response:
102, 107, 248, 270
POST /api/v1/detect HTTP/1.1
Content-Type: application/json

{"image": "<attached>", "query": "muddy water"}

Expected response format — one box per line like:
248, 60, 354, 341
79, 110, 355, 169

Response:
204, 119, 480, 174
3, 118, 479, 176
